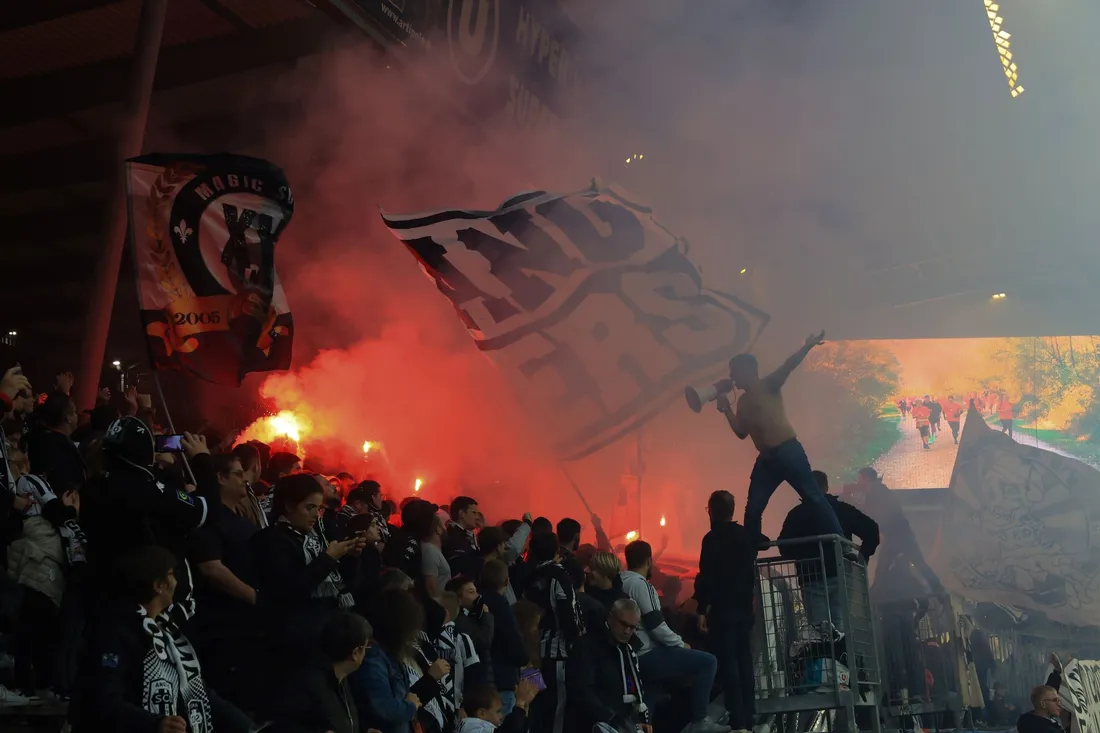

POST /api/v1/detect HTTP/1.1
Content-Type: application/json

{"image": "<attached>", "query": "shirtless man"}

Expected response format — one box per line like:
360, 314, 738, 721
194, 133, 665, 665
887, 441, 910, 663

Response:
716, 331, 844, 544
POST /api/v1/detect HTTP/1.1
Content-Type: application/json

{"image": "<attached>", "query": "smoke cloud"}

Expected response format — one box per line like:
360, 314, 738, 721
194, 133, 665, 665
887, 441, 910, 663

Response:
172, 1, 1095, 549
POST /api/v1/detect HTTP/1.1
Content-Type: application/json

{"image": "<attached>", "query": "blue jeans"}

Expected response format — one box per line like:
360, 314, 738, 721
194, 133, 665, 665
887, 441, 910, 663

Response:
500, 690, 516, 716
638, 645, 718, 721
803, 576, 845, 633
744, 438, 843, 541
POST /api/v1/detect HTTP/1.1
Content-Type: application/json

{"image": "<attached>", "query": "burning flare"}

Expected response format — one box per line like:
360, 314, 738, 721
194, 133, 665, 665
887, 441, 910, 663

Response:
659, 515, 667, 527
362, 440, 374, 454
237, 410, 311, 452
625, 530, 639, 541
414, 477, 423, 493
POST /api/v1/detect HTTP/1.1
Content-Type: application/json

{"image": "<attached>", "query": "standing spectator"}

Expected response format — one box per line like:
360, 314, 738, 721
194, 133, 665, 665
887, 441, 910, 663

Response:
622, 540, 728, 733
695, 490, 761, 733
555, 518, 583, 583
525, 532, 582, 733
331, 482, 375, 541
26, 391, 86, 494
436, 590, 484, 710
584, 551, 628, 612
444, 496, 481, 576
779, 471, 879, 633
189, 453, 263, 709
565, 598, 651, 733
251, 474, 364, 669
422, 514, 452, 600
447, 575, 495, 668
231, 441, 268, 529
266, 610, 376, 733
481, 559, 529, 715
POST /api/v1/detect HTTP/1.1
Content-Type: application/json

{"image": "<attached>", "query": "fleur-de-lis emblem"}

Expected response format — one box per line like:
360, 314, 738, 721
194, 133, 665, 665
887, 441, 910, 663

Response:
173, 219, 193, 243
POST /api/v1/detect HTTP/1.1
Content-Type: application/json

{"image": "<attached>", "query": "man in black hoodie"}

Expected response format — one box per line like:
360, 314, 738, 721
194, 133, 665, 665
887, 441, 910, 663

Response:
694, 490, 763, 733
778, 471, 879, 633
81, 417, 219, 623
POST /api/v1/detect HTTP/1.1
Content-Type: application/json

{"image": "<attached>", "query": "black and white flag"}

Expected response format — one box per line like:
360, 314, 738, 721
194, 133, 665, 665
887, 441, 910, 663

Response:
383, 183, 769, 460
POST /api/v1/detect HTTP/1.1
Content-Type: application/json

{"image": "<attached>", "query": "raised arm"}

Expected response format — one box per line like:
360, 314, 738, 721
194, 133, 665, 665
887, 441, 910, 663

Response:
766, 331, 825, 388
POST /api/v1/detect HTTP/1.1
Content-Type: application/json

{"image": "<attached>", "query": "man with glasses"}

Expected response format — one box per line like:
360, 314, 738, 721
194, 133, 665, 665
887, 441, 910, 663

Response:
1018, 653, 1068, 733
566, 598, 652, 733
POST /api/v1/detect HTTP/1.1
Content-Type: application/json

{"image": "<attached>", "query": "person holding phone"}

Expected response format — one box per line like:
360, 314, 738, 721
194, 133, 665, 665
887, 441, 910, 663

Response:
251, 474, 366, 679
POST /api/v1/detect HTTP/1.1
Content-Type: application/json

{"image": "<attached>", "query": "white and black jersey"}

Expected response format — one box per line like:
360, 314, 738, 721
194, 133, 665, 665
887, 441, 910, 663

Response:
528, 560, 583, 661
434, 622, 480, 709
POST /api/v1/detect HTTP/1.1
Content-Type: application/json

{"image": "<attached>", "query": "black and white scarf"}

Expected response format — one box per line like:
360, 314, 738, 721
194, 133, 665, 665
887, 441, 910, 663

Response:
16, 474, 88, 565
281, 519, 354, 609
434, 622, 479, 709
369, 507, 391, 543
138, 605, 212, 732
408, 633, 449, 732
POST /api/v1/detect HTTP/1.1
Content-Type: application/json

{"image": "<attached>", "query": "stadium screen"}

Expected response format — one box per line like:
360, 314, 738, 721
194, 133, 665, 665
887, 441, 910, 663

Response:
795, 335, 1100, 490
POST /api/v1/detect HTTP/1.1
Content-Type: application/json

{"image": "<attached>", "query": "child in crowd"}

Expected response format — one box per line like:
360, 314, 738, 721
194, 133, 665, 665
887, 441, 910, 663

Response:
458, 681, 538, 733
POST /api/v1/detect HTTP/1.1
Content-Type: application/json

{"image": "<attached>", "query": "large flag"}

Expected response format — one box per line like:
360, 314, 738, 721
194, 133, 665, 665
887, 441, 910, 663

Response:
935, 405, 1100, 625
126, 153, 295, 386
383, 183, 770, 460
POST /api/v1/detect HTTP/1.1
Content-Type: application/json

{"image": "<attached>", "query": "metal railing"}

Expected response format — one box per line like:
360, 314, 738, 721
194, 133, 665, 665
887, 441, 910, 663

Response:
753, 535, 882, 733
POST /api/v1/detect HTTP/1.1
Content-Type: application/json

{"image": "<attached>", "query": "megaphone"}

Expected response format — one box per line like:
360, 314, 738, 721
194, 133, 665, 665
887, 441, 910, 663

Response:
684, 379, 734, 413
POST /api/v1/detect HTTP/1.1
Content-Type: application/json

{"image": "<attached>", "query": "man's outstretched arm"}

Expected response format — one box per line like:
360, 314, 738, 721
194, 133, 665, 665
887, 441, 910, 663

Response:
766, 330, 825, 388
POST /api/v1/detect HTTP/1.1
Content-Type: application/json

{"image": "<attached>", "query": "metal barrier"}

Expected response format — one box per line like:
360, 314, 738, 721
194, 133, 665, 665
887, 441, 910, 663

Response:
754, 535, 882, 733
875, 595, 967, 729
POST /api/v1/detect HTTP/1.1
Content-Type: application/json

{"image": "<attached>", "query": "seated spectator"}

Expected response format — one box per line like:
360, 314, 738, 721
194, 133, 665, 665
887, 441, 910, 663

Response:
622, 540, 728, 733
351, 588, 450, 733
266, 610, 375, 733
565, 598, 651, 733
73, 545, 252, 733
459, 681, 539, 733
481, 559, 529, 715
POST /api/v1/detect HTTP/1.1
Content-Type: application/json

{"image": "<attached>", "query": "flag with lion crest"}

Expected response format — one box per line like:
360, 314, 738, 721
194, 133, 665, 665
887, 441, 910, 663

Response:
126, 153, 295, 385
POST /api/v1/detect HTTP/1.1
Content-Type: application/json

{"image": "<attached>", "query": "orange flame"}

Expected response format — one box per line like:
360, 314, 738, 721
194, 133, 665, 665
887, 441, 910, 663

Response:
625, 530, 639, 541
414, 477, 423, 493
659, 515, 666, 527
362, 440, 374, 454
237, 410, 310, 452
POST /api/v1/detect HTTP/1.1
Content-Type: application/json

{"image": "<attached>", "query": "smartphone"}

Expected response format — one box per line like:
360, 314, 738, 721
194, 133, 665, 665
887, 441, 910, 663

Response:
519, 667, 546, 691
155, 434, 184, 453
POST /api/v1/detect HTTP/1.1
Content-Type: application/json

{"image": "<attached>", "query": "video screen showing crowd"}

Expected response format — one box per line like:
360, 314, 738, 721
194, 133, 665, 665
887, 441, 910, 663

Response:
0, 325, 985, 733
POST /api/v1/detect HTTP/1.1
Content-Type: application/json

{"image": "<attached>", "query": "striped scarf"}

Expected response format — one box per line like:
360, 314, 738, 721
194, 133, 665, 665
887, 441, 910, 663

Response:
138, 605, 212, 731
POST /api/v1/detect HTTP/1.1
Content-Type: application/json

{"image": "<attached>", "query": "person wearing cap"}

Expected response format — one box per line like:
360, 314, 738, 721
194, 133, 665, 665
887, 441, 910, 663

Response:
721, 332, 844, 544
81, 417, 221, 622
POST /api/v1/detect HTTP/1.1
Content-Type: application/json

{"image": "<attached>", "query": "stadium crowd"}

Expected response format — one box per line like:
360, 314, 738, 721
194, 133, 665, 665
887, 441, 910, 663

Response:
0, 365, 788, 733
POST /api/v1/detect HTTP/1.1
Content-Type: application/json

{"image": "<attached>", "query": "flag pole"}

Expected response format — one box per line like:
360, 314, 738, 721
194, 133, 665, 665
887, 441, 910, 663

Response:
75, 0, 168, 412
120, 161, 197, 489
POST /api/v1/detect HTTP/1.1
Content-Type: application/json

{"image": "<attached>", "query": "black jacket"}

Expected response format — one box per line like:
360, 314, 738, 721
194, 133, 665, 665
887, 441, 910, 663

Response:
72, 604, 251, 733
526, 561, 582, 661
778, 494, 880, 577
694, 521, 762, 619
484, 589, 529, 691
565, 627, 648, 733
82, 457, 218, 599
265, 654, 359, 733
251, 522, 341, 652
